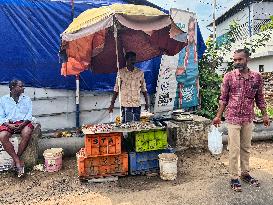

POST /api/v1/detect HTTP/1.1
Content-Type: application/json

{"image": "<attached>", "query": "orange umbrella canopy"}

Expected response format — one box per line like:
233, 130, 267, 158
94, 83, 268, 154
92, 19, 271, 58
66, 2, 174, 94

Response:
60, 4, 187, 75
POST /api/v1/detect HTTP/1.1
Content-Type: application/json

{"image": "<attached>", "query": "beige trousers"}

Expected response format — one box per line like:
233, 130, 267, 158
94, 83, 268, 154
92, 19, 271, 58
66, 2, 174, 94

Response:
227, 123, 254, 178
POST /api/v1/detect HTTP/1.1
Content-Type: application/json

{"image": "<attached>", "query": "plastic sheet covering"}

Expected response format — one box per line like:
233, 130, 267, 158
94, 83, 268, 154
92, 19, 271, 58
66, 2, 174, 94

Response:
0, 0, 205, 93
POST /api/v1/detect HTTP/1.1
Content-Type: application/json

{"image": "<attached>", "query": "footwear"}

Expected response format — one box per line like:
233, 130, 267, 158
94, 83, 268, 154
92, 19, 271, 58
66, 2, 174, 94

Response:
241, 174, 260, 187
17, 165, 25, 178
230, 179, 242, 192
10, 161, 16, 171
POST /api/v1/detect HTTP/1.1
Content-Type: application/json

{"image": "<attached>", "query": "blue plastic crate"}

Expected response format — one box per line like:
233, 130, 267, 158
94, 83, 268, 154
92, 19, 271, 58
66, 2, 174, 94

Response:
129, 149, 174, 175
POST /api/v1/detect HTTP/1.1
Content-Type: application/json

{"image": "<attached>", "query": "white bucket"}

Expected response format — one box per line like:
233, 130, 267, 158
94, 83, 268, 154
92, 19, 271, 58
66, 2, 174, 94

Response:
158, 153, 178, 180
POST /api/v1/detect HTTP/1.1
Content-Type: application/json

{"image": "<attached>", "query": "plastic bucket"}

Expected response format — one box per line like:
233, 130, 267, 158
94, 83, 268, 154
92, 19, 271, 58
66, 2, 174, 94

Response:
43, 148, 63, 172
158, 153, 178, 180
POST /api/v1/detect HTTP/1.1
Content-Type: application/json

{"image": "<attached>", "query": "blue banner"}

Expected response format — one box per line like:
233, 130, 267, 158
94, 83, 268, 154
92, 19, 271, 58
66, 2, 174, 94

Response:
0, 0, 205, 94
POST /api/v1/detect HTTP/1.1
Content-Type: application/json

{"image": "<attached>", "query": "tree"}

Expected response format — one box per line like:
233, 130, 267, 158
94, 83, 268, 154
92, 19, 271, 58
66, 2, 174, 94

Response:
197, 38, 223, 119
261, 16, 273, 32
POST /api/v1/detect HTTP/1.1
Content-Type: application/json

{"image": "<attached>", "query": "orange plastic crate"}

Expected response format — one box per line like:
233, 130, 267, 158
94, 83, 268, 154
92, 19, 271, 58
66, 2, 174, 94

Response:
77, 148, 128, 177
84, 132, 122, 157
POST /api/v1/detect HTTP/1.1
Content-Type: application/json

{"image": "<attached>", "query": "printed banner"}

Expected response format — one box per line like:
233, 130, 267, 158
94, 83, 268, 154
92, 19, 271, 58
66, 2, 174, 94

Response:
154, 9, 199, 116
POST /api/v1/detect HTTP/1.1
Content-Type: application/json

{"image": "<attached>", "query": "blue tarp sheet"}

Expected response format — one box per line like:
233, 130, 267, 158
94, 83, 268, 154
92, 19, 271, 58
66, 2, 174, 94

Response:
0, 0, 205, 93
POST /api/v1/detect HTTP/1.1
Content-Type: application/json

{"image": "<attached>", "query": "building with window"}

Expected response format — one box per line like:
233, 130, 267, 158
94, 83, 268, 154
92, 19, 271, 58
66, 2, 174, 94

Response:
208, 0, 273, 72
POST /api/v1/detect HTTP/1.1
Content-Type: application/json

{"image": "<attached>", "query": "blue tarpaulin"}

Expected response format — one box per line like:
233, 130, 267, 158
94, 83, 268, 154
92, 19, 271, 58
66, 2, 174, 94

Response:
0, 0, 205, 93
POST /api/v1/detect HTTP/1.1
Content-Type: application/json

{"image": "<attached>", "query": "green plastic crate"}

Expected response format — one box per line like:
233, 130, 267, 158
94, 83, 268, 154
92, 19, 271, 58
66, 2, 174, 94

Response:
145, 132, 154, 141
155, 130, 168, 149
135, 130, 168, 152
149, 139, 157, 150
155, 130, 167, 140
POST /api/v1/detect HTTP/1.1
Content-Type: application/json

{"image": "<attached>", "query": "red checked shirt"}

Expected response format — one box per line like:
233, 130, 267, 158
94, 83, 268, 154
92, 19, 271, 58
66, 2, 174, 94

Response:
220, 69, 266, 125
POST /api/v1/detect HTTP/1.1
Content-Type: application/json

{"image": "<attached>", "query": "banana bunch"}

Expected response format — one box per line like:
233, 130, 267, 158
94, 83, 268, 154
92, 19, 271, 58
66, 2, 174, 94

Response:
54, 131, 73, 138
115, 116, 121, 125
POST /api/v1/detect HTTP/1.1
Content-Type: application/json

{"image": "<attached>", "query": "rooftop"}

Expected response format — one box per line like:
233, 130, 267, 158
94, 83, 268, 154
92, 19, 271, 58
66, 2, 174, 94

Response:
208, 0, 273, 27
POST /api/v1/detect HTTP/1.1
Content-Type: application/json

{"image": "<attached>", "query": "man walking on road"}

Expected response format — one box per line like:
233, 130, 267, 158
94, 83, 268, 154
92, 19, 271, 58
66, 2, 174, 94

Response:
213, 48, 270, 192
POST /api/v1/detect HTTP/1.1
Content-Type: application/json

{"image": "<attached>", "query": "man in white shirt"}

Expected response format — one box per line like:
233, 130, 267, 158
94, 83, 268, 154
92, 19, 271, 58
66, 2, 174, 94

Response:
0, 80, 33, 177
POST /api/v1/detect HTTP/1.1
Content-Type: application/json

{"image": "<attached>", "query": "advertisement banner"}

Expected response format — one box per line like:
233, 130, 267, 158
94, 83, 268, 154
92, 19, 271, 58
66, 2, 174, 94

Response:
154, 9, 199, 116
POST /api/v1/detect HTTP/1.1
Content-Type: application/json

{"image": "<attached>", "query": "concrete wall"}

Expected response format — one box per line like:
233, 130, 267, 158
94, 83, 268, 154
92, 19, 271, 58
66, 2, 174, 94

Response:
168, 115, 211, 151
216, 7, 250, 37
216, 2, 273, 38
249, 55, 273, 73
253, 2, 273, 20
218, 28, 273, 67
0, 85, 148, 131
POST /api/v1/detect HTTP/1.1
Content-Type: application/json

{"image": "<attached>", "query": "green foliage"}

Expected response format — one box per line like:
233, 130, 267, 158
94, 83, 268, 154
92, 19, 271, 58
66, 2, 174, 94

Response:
255, 106, 273, 118
244, 31, 272, 54
197, 38, 223, 119
196, 22, 238, 119
260, 16, 273, 32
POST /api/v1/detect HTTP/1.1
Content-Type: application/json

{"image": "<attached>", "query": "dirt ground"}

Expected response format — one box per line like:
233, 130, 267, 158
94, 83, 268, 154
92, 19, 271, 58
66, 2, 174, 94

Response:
1, 141, 273, 205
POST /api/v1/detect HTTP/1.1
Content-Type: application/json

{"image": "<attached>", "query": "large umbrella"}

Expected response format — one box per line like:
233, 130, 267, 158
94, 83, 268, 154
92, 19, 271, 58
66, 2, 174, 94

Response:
59, 3, 187, 124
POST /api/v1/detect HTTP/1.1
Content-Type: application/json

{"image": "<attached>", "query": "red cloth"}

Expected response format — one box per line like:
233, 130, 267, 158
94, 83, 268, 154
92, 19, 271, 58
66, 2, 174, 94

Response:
0, 121, 34, 134
220, 69, 266, 125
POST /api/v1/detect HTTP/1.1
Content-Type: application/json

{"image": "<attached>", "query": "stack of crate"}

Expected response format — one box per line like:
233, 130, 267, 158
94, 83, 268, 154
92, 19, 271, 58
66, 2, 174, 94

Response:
76, 132, 128, 179
128, 129, 170, 175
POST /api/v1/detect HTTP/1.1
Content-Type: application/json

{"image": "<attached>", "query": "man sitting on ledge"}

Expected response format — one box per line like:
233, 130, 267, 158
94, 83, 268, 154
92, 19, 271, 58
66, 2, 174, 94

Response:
0, 80, 33, 177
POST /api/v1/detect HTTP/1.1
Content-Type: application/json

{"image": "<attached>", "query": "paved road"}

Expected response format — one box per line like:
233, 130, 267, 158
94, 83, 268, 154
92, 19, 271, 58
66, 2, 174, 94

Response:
108, 171, 273, 205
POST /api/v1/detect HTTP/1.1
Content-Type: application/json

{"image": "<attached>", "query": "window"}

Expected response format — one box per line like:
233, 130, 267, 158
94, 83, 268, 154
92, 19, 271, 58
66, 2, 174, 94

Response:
259, 65, 264, 73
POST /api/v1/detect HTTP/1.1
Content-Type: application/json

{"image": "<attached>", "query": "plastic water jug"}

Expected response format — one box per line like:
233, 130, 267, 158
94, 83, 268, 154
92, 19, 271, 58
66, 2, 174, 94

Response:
208, 125, 223, 155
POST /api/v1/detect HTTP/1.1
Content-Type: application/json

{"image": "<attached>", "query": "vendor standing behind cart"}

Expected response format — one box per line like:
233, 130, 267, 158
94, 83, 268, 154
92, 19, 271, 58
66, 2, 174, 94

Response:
108, 51, 149, 123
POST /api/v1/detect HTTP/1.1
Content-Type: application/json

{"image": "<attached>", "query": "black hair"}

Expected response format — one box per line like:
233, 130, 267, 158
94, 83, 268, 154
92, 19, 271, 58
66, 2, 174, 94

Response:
234, 48, 251, 58
9, 79, 22, 90
125, 51, 136, 60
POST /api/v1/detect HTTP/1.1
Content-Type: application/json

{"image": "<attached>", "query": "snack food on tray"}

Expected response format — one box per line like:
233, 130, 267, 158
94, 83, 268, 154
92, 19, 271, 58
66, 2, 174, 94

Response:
140, 111, 154, 118
140, 111, 154, 122
82, 123, 114, 134
118, 121, 156, 130
115, 116, 121, 125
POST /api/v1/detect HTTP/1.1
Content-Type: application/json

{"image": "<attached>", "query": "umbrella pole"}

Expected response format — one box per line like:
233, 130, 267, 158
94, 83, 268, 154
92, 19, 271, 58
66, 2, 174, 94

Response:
71, 0, 79, 128
76, 74, 80, 128
114, 20, 122, 121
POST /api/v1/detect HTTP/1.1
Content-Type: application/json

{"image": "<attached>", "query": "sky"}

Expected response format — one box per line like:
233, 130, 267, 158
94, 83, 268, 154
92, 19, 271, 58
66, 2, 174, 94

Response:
148, 0, 239, 39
